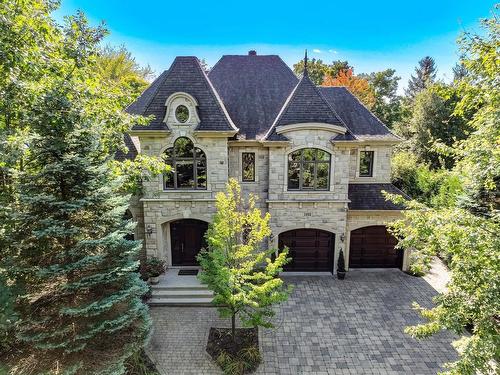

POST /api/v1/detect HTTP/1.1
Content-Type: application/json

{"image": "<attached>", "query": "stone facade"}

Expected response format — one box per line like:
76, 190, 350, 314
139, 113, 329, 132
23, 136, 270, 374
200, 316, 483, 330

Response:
132, 120, 406, 270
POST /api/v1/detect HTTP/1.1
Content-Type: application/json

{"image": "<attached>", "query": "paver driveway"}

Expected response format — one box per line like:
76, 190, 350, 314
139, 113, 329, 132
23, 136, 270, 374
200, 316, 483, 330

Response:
147, 270, 458, 374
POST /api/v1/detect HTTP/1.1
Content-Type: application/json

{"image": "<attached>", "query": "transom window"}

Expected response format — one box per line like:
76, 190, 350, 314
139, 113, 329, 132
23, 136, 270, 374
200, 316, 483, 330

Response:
164, 137, 206, 190
287, 148, 331, 190
359, 151, 374, 177
175, 105, 189, 123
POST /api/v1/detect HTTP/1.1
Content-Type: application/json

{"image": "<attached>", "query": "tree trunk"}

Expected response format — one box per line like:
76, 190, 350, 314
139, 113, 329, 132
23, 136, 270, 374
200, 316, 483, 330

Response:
231, 312, 236, 343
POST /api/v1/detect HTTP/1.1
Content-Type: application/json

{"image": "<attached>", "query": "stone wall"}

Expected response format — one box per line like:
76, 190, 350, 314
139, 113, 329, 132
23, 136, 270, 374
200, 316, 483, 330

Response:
346, 145, 392, 183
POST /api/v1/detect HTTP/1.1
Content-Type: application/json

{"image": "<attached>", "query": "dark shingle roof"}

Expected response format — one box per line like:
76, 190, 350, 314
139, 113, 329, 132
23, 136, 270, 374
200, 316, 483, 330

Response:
264, 74, 345, 141
115, 133, 138, 161
130, 57, 236, 131
209, 55, 298, 139
348, 184, 410, 210
320, 87, 399, 141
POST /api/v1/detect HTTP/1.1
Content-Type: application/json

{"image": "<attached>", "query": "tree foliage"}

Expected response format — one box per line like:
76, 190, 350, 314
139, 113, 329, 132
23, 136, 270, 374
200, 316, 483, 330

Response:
388, 10, 500, 374
197, 179, 291, 341
0, 1, 155, 373
323, 68, 376, 109
405, 56, 437, 99
359, 69, 402, 127
293, 58, 351, 85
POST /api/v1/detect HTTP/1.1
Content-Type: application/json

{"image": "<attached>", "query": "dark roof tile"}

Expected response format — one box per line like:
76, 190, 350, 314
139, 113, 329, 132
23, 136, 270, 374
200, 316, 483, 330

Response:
130, 57, 236, 131
348, 183, 410, 210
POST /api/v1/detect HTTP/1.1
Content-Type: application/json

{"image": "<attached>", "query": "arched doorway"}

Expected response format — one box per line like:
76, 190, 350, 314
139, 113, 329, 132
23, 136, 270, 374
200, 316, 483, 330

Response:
278, 229, 335, 272
349, 225, 402, 268
170, 219, 208, 266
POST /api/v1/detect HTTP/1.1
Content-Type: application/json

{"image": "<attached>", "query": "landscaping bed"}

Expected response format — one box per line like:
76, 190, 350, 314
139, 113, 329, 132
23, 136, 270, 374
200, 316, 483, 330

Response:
206, 327, 260, 374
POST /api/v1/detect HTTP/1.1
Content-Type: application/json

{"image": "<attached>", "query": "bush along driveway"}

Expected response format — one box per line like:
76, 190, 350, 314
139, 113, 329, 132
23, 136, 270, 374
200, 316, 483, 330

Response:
147, 270, 458, 374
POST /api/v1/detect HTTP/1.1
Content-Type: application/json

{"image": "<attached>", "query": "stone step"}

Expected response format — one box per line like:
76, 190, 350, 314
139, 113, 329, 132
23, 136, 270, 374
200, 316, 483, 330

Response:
148, 296, 214, 307
151, 284, 209, 291
152, 289, 214, 299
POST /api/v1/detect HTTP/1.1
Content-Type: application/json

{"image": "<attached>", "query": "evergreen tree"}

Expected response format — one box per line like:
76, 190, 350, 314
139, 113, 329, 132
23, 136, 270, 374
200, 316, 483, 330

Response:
2, 10, 151, 374
197, 179, 291, 341
405, 56, 437, 99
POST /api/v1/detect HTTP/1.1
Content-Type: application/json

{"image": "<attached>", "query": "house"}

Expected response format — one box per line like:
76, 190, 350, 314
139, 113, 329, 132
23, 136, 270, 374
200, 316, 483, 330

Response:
124, 51, 409, 275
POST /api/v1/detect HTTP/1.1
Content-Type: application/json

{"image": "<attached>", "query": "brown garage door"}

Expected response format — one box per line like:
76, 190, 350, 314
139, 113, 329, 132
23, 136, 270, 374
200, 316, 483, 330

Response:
279, 229, 334, 272
349, 226, 402, 268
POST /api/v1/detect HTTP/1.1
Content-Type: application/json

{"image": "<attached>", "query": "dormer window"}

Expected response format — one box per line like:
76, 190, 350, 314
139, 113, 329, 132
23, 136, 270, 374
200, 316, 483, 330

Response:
175, 105, 189, 123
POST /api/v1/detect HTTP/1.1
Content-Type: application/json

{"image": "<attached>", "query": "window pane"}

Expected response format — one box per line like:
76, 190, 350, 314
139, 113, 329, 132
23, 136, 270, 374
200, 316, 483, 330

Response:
176, 162, 194, 188
196, 160, 206, 188
316, 163, 329, 189
359, 151, 374, 177
164, 147, 173, 159
302, 162, 315, 189
174, 137, 193, 157
242, 152, 255, 182
289, 150, 301, 162
288, 162, 300, 189
195, 147, 206, 159
302, 148, 316, 161
164, 170, 174, 189
316, 149, 330, 161
175, 105, 189, 123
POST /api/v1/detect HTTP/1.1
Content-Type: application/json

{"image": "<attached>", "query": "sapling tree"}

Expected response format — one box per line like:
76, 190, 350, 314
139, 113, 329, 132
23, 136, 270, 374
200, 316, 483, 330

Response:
197, 179, 291, 342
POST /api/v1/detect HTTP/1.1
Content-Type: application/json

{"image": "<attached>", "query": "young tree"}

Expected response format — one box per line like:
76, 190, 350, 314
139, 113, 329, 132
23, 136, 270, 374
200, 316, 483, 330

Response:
1, 6, 152, 374
405, 56, 437, 99
197, 179, 291, 341
323, 68, 376, 109
388, 11, 500, 374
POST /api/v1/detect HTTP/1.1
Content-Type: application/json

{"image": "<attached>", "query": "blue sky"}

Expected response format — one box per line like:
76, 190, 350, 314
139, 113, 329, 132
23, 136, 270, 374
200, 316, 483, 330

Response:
53, 0, 495, 93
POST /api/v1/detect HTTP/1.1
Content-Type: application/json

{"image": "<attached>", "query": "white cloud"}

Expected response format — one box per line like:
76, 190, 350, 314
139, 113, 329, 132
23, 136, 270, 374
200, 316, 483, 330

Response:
313, 48, 322, 53
328, 49, 338, 54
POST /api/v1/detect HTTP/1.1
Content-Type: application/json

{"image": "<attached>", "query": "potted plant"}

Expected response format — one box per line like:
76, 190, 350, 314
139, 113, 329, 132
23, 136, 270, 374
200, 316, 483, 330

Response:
337, 249, 346, 280
146, 257, 165, 285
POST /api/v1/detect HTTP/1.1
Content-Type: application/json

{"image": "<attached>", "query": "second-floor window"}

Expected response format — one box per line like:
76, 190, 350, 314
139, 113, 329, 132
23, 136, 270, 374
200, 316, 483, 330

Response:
242, 152, 255, 182
359, 151, 374, 177
164, 137, 207, 190
288, 148, 331, 190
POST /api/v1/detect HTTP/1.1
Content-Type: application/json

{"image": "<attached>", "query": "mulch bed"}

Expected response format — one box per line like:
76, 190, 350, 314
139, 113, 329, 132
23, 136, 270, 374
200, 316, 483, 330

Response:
206, 327, 260, 373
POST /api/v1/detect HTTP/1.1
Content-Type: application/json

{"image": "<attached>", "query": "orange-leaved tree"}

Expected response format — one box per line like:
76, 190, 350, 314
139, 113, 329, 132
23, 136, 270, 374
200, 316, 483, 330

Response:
323, 69, 376, 109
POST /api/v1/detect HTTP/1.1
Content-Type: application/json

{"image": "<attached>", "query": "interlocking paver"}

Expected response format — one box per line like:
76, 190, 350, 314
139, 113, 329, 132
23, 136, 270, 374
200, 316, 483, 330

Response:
147, 270, 458, 374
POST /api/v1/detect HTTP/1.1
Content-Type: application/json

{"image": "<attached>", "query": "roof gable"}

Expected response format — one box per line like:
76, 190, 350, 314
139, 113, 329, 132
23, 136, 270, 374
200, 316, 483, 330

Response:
130, 57, 236, 132
265, 74, 344, 141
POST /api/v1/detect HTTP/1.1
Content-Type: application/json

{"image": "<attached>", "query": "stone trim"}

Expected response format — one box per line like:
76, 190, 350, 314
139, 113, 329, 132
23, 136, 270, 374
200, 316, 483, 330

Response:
276, 122, 346, 135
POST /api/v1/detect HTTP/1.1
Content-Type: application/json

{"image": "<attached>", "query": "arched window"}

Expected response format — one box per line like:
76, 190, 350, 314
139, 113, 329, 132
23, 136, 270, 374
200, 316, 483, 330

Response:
288, 148, 330, 190
164, 137, 207, 190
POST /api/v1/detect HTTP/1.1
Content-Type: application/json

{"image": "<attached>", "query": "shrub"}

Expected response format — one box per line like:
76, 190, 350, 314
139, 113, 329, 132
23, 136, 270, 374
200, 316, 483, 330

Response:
146, 257, 165, 277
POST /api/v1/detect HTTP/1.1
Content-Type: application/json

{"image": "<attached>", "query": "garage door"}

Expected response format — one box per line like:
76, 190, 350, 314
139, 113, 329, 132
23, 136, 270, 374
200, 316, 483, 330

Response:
278, 229, 334, 272
349, 226, 402, 268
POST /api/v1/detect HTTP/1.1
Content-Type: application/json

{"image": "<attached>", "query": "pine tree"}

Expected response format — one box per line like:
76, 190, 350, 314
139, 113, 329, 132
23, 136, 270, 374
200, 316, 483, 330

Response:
197, 179, 291, 342
405, 56, 437, 99
3, 11, 151, 374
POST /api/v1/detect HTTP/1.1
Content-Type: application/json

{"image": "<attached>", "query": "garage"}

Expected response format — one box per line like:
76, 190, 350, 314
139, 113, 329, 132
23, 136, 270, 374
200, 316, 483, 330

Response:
278, 229, 334, 272
349, 225, 402, 268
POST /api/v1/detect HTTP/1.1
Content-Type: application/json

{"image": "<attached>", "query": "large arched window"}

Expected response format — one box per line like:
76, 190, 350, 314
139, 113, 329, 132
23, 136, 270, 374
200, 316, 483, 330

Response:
288, 148, 330, 190
164, 137, 207, 190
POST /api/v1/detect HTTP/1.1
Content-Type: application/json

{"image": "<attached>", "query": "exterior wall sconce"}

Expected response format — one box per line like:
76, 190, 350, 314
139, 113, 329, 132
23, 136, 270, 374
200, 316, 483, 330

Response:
146, 224, 154, 237
340, 233, 345, 243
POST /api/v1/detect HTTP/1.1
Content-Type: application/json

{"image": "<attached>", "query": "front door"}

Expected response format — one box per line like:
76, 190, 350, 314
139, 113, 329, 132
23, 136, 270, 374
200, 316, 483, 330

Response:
170, 219, 208, 266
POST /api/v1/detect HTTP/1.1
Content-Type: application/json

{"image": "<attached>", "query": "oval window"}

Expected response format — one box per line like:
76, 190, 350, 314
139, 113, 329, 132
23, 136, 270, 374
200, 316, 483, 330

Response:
175, 105, 189, 123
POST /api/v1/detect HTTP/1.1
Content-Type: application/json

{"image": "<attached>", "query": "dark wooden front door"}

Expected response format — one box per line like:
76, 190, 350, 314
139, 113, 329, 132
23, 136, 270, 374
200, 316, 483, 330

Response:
170, 219, 208, 266
279, 229, 334, 272
349, 225, 402, 268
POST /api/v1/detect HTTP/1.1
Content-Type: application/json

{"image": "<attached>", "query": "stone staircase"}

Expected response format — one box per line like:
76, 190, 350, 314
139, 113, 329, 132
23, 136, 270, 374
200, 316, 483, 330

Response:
148, 271, 214, 306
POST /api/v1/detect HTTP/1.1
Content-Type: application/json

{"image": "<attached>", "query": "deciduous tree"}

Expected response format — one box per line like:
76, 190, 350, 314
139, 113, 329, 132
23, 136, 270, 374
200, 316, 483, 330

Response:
323, 68, 376, 109
197, 179, 291, 342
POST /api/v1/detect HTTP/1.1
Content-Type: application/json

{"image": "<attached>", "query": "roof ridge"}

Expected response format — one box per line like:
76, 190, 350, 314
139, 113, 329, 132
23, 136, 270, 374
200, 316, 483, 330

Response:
192, 57, 238, 131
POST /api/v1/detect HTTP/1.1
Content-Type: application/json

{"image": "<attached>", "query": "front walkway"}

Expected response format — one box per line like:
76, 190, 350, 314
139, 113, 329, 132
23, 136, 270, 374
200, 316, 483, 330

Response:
147, 269, 458, 374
